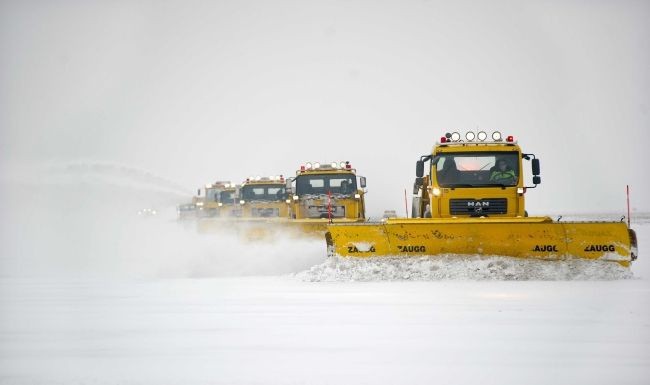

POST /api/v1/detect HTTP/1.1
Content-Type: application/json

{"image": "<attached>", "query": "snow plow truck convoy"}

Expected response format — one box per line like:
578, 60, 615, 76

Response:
325, 131, 638, 267
193, 162, 368, 237
182, 131, 638, 267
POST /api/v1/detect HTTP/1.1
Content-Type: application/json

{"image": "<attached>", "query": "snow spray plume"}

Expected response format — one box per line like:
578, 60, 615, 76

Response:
0, 162, 323, 279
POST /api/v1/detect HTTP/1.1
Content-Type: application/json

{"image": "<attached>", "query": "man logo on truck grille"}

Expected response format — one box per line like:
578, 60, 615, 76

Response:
467, 201, 490, 207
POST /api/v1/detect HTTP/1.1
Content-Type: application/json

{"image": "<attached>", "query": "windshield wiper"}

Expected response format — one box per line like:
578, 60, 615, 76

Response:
444, 184, 476, 188
473, 183, 513, 188
443, 183, 513, 188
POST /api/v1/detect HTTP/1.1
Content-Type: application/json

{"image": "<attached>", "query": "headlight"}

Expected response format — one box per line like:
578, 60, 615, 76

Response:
465, 132, 475, 141
432, 187, 441, 197
331, 162, 338, 168
354, 193, 361, 199
240, 200, 245, 205
492, 131, 502, 141
285, 199, 291, 204
477, 131, 487, 141
196, 202, 204, 207
340, 161, 346, 168
218, 202, 223, 207
451, 132, 460, 141
314, 162, 320, 169
306, 162, 312, 170
517, 187, 524, 194
293, 195, 299, 201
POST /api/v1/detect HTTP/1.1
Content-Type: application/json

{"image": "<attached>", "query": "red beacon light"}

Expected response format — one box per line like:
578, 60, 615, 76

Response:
300, 165, 305, 171
345, 162, 352, 169
506, 135, 514, 142
440, 136, 447, 143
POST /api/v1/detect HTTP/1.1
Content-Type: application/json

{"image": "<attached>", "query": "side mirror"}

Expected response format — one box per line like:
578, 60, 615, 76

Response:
359, 176, 367, 188
416, 160, 424, 178
197, 189, 201, 196
285, 178, 293, 193
533, 175, 541, 185
532, 158, 540, 176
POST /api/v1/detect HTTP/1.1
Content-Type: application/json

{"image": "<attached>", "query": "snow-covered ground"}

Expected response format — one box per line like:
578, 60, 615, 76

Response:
1, 166, 648, 384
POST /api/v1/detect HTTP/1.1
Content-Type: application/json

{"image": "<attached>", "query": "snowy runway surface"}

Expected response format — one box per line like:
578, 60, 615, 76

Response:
2, 275, 649, 385
1, 173, 649, 384
301, 255, 634, 281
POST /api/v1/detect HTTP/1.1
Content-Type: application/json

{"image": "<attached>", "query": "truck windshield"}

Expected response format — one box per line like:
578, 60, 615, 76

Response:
220, 190, 237, 203
205, 188, 220, 202
436, 152, 519, 187
241, 184, 287, 202
295, 174, 357, 196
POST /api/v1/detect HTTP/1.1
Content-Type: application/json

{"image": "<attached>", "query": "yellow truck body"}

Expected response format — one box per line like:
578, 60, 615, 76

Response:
326, 131, 638, 266
286, 161, 367, 235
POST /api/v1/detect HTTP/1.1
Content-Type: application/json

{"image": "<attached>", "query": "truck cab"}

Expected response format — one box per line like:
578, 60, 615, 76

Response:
239, 176, 290, 218
286, 161, 366, 221
414, 131, 541, 218
195, 181, 231, 218
216, 185, 242, 217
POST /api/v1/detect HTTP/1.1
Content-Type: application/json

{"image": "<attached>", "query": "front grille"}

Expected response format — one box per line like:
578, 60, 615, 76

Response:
252, 208, 280, 217
305, 205, 346, 219
449, 198, 507, 216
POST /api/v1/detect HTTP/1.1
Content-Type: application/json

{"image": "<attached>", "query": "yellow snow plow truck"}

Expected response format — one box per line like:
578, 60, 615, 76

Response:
325, 131, 638, 266
239, 176, 290, 218
194, 181, 232, 218
285, 161, 367, 235
215, 184, 242, 218
196, 183, 242, 233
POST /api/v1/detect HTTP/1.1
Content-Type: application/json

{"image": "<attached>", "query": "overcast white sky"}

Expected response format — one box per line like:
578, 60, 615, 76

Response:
1, 0, 648, 216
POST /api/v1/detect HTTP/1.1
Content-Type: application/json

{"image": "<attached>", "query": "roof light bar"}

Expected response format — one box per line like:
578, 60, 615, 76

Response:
439, 130, 512, 144
300, 161, 353, 170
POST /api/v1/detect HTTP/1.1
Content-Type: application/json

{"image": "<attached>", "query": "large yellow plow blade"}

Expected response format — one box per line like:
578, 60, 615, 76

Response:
197, 217, 365, 241
325, 217, 638, 266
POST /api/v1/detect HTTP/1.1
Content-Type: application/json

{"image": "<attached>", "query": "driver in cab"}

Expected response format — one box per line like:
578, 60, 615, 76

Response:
489, 159, 516, 184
